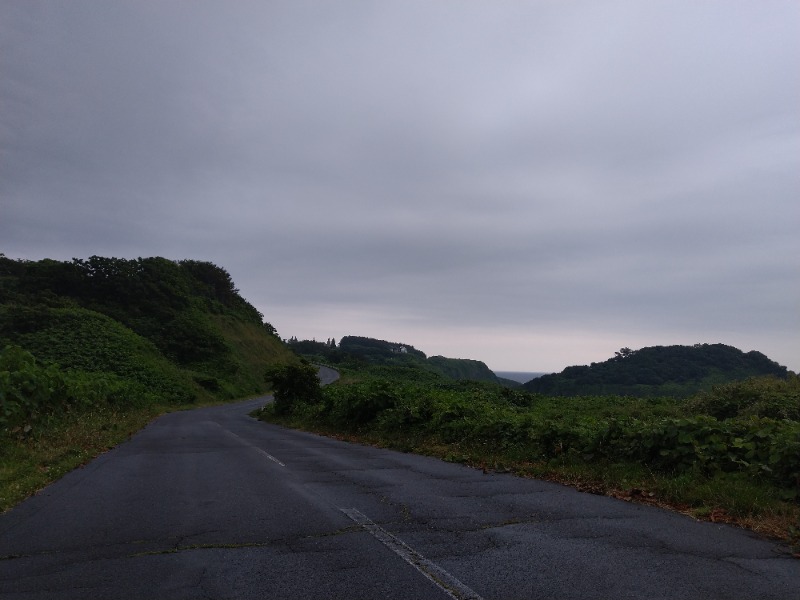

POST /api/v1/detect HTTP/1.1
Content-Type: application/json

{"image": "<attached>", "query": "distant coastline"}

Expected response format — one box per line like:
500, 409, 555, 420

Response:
495, 371, 549, 384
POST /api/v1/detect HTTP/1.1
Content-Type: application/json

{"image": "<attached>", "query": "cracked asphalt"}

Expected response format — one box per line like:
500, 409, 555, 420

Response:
1, 393, 798, 599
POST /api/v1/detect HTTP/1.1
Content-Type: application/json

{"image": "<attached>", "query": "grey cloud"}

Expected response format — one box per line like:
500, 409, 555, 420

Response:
1, 1, 798, 371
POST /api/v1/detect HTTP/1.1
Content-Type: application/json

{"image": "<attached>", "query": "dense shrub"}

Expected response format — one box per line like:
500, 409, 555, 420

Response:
686, 375, 800, 420
1, 345, 73, 431
3, 307, 197, 404
265, 362, 322, 415
0, 345, 162, 434
1, 254, 295, 403
271, 366, 799, 495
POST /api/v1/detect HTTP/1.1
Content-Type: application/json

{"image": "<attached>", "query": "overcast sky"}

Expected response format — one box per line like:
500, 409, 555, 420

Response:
2, 1, 798, 372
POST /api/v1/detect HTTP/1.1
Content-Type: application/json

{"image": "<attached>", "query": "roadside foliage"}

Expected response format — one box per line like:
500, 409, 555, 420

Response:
265, 369, 800, 493
0, 254, 295, 510
2, 254, 797, 547
260, 364, 800, 547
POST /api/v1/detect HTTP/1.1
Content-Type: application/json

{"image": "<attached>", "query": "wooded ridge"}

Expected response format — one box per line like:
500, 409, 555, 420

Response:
523, 344, 789, 397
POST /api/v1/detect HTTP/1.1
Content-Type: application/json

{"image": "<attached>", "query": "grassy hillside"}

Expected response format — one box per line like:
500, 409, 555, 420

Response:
0, 254, 296, 509
524, 344, 789, 397
0, 255, 295, 404
1, 305, 198, 404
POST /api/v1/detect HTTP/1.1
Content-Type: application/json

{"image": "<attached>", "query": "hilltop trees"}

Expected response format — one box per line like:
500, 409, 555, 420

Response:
286, 335, 501, 383
524, 344, 789, 397
615, 347, 634, 360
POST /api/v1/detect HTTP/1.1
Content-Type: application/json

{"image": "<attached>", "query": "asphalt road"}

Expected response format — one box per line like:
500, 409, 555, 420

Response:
316, 365, 340, 386
1, 395, 798, 599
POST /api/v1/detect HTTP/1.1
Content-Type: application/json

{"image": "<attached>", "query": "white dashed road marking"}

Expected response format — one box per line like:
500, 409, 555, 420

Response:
340, 508, 484, 600
221, 428, 286, 467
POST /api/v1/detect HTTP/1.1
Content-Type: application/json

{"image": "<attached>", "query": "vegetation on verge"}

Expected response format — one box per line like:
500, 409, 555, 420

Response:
258, 362, 800, 552
3, 253, 798, 556
0, 343, 252, 511
0, 254, 296, 510
264, 361, 323, 415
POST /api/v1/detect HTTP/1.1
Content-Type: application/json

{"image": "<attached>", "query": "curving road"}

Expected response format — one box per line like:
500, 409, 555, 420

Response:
0, 392, 798, 599
315, 365, 340, 386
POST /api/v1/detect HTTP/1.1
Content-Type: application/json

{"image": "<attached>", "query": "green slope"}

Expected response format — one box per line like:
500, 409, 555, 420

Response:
0, 255, 296, 415
523, 343, 789, 397
0, 254, 299, 510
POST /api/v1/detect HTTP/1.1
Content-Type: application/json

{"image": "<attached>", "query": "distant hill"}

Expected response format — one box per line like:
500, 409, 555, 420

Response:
0, 255, 295, 403
522, 344, 789, 398
339, 335, 427, 361
426, 355, 498, 382
288, 335, 501, 383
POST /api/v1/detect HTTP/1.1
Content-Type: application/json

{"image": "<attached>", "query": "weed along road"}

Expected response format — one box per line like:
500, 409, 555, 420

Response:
1, 397, 798, 599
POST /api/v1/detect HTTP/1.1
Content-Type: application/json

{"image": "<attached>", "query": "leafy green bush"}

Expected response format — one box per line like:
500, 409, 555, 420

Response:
0, 345, 170, 435
271, 365, 799, 497
3, 306, 198, 404
322, 379, 403, 426
1, 336, 202, 430
686, 375, 800, 420
265, 362, 322, 415
0, 345, 73, 431
594, 416, 800, 493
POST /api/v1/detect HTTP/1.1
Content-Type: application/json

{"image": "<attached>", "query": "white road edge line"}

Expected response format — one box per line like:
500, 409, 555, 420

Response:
254, 447, 285, 467
340, 508, 484, 600
220, 428, 285, 467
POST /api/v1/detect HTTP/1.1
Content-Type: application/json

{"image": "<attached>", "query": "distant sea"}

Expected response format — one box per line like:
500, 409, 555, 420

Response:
495, 371, 549, 384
